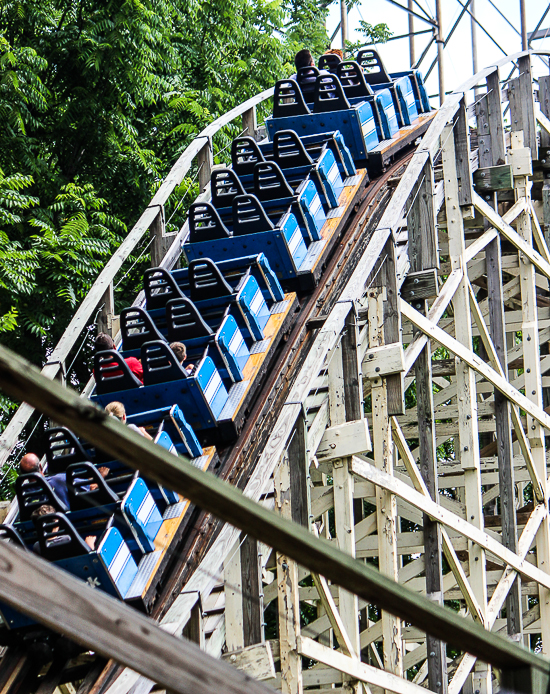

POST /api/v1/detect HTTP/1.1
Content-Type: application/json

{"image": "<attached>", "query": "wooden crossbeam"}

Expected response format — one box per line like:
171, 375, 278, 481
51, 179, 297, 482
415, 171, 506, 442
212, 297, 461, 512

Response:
350, 456, 550, 589
400, 300, 550, 433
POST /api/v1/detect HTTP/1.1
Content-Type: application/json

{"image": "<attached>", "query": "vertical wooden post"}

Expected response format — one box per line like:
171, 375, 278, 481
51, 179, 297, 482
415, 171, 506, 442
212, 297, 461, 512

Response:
509, 55, 537, 157
486, 68, 506, 165
224, 541, 245, 652
328, 328, 360, 661
442, 116, 489, 692
512, 132, 550, 655
97, 283, 115, 336
368, 280, 402, 677
150, 206, 171, 268
408, 157, 447, 694
483, 74, 521, 639
275, 452, 302, 694
240, 536, 263, 647
540, 76, 550, 149
182, 601, 205, 649
197, 138, 213, 193
384, 242, 405, 415
241, 106, 258, 141
486, 235, 521, 638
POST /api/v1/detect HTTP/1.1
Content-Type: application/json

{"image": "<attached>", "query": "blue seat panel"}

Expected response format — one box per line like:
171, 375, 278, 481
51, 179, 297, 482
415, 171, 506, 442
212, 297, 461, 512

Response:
266, 99, 378, 163
98, 526, 140, 599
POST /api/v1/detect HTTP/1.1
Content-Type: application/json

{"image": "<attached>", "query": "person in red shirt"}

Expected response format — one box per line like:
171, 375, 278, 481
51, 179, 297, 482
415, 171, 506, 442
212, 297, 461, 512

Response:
94, 332, 143, 383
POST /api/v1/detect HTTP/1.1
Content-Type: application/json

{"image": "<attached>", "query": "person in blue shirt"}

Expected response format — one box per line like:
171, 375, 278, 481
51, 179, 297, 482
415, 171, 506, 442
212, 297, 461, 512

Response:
20, 452, 69, 508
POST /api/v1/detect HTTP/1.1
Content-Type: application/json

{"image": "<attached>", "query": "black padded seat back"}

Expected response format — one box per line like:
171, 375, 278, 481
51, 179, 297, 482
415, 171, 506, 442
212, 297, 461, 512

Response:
189, 258, 234, 301
121, 307, 165, 352
16, 473, 68, 522
94, 350, 142, 395
273, 130, 314, 168
144, 267, 184, 311
211, 168, 246, 208
188, 202, 232, 243
46, 427, 90, 475
35, 512, 91, 561
0, 524, 27, 549
318, 54, 342, 73
273, 79, 311, 119
66, 462, 119, 511
141, 340, 189, 386
313, 74, 351, 113
296, 66, 320, 98
166, 297, 214, 342
337, 61, 374, 98
254, 162, 295, 202
231, 139, 266, 177
356, 49, 391, 84
232, 195, 275, 236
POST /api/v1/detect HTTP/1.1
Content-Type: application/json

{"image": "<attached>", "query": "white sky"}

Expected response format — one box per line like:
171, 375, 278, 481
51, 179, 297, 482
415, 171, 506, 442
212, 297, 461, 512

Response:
327, 0, 550, 104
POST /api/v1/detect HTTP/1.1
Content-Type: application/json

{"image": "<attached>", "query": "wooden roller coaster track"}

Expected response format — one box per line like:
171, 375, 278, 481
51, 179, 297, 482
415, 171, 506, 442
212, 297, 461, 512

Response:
1, 47, 550, 694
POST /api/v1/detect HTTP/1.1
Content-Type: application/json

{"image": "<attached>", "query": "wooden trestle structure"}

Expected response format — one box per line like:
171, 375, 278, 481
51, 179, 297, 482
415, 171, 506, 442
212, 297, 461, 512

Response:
3, 48, 550, 694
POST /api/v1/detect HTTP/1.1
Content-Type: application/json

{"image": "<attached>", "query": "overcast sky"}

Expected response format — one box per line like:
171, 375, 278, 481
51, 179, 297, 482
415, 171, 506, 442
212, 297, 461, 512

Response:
327, 0, 550, 105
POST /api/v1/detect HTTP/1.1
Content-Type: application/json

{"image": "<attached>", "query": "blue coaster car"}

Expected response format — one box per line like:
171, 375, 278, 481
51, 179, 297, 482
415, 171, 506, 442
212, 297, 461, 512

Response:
265, 76, 382, 163
91, 345, 229, 433
183, 195, 309, 282
211, 162, 326, 242
144, 258, 274, 344
144, 254, 285, 312
231, 129, 352, 207
356, 49, 420, 126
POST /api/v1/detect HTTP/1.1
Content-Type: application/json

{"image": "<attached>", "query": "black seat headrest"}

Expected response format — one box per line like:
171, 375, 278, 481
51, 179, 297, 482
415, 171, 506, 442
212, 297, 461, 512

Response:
0, 524, 27, 549
318, 54, 342, 73
188, 202, 232, 243
45, 427, 91, 475
189, 258, 234, 301
94, 350, 142, 395
211, 168, 246, 208
166, 297, 213, 342
231, 139, 266, 177
66, 462, 119, 511
356, 48, 391, 84
254, 162, 295, 202
337, 61, 374, 98
16, 473, 69, 522
141, 340, 190, 386
121, 307, 165, 352
144, 268, 185, 311
313, 74, 351, 113
296, 66, 320, 98
232, 195, 275, 235
273, 79, 311, 119
35, 512, 92, 560
273, 130, 314, 168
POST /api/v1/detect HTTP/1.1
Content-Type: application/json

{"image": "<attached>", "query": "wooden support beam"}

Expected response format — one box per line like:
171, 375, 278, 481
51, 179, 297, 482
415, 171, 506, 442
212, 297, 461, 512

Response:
298, 636, 429, 694
368, 277, 402, 676
149, 206, 172, 268
197, 139, 212, 193
0, 346, 549, 675
408, 152, 446, 694
441, 120, 488, 694
0, 542, 274, 694
350, 456, 550, 589
513, 132, 550, 655
241, 535, 263, 647
315, 420, 371, 463
540, 76, 550, 150
96, 283, 116, 337
329, 309, 361, 673
454, 98, 474, 207
485, 232, 521, 638
224, 540, 245, 652
274, 451, 303, 694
